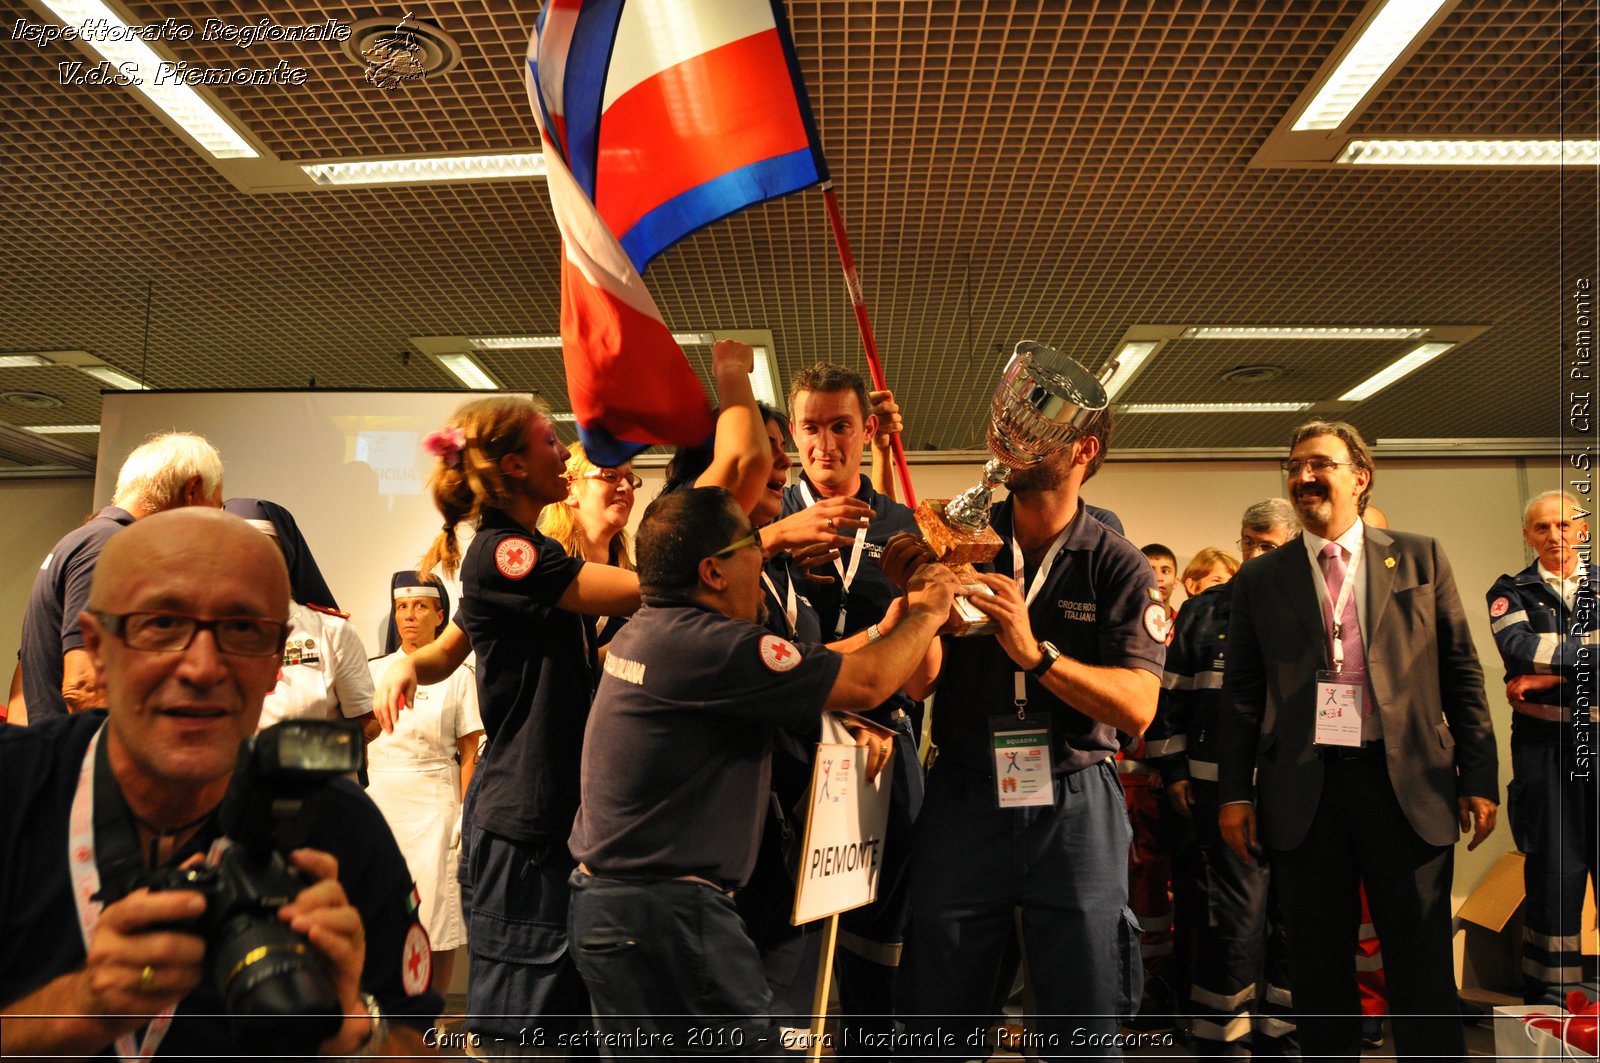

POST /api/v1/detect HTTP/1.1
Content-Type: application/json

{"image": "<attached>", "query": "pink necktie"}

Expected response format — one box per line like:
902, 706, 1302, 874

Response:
1320, 542, 1370, 716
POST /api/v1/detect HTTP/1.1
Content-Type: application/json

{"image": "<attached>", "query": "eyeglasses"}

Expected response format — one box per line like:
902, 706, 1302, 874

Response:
93, 611, 289, 657
1281, 458, 1360, 477
577, 468, 643, 490
1237, 538, 1281, 554
708, 529, 761, 559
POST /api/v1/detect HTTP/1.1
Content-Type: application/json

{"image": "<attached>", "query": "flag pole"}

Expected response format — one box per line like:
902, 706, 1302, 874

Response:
819, 182, 917, 508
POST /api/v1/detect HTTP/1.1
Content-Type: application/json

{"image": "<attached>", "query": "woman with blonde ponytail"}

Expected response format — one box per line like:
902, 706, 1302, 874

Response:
373, 395, 640, 1045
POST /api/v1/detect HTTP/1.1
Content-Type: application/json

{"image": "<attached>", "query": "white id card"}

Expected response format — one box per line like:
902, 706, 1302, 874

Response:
989, 716, 1055, 808
1314, 669, 1366, 747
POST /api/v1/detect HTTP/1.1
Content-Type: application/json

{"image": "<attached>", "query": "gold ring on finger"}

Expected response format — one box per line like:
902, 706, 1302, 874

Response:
139, 964, 157, 993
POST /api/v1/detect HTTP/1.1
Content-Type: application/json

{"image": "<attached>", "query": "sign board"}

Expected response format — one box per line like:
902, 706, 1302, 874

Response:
791, 714, 894, 925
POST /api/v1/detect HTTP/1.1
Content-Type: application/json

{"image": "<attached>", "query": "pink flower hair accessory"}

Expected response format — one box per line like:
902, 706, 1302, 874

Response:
425, 426, 466, 469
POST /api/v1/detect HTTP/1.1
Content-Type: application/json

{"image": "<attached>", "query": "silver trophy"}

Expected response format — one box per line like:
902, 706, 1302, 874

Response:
913, 341, 1111, 634
944, 341, 1111, 533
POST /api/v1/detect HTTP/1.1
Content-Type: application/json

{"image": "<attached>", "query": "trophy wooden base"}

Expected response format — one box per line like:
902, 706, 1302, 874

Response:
914, 499, 1002, 566
915, 500, 1002, 636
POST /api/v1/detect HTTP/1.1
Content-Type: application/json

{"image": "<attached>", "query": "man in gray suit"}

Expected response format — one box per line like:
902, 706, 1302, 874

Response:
1217, 420, 1498, 1061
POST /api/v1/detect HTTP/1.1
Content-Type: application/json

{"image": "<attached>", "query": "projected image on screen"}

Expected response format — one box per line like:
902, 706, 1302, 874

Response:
353, 431, 423, 496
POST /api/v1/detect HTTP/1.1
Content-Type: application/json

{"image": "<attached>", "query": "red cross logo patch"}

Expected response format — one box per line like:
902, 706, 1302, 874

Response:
1489, 596, 1510, 619
401, 922, 431, 996
1143, 602, 1171, 643
759, 634, 801, 673
496, 536, 537, 579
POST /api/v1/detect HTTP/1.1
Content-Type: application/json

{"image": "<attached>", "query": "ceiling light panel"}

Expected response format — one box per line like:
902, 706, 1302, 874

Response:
435, 353, 500, 390
1182, 326, 1427, 340
1119, 402, 1313, 414
301, 154, 547, 186
36, 0, 257, 158
0, 355, 54, 368
79, 365, 144, 389
1292, 0, 1451, 131
1338, 342, 1454, 401
25, 423, 101, 434
1338, 140, 1600, 166
1102, 342, 1160, 401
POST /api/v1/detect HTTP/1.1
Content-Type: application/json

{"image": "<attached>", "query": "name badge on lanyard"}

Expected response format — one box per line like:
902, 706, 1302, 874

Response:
986, 524, 1074, 808
798, 481, 870, 638
1313, 546, 1366, 748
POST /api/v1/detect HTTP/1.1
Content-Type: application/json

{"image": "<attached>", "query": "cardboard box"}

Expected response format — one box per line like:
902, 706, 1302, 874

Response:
1456, 852, 1598, 993
1494, 1005, 1599, 1060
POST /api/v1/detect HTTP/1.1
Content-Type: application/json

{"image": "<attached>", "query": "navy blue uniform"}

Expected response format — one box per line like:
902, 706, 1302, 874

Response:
781, 474, 923, 1051
905, 500, 1165, 1059
453, 510, 592, 1041
19, 506, 134, 720
1155, 583, 1296, 1055
1488, 560, 1599, 1003
0, 713, 442, 1058
568, 598, 842, 1054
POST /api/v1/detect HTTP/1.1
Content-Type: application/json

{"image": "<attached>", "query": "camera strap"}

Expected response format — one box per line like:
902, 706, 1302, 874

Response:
69, 723, 180, 1063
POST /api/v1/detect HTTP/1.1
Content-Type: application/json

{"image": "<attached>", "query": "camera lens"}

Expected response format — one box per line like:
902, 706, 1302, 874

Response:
212, 913, 342, 1051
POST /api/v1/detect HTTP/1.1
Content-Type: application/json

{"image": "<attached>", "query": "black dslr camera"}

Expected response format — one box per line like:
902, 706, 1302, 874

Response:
145, 720, 364, 1053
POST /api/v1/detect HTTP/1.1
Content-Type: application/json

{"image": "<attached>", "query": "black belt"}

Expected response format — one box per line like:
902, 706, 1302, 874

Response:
1320, 741, 1385, 761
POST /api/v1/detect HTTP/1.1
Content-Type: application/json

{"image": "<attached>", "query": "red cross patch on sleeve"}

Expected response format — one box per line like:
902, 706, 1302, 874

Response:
759, 634, 801, 673
402, 922, 432, 996
1489, 596, 1510, 618
495, 536, 537, 579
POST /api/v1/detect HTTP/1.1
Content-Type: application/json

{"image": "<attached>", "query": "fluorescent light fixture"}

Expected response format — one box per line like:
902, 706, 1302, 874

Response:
750, 346, 782, 408
1120, 402, 1313, 414
302, 154, 546, 186
1338, 342, 1453, 401
0, 355, 53, 368
80, 365, 144, 390
25, 424, 101, 434
36, 1, 257, 158
1292, 0, 1450, 131
1101, 342, 1159, 401
436, 353, 501, 390
1338, 140, 1600, 166
550, 412, 577, 423
468, 331, 715, 350
1182, 326, 1426, 340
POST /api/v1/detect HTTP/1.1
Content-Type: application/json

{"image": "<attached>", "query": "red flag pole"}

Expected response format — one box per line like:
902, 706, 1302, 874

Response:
818, 182, 917, 509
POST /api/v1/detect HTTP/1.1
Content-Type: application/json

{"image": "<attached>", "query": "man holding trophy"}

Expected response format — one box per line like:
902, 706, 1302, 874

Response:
902, 343, 1164, 1059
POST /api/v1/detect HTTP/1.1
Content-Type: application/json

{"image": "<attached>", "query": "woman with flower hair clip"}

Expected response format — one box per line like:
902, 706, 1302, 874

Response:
376, 393, 640, 1047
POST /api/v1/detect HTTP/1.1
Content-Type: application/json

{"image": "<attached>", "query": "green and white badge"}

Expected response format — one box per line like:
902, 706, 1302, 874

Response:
990, 715, 1054, 808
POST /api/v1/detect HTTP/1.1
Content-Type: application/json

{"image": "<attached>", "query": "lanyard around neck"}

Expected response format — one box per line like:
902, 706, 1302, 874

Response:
1321, 540, 1361, 672
798, 480, 870, 637
761, 569, 798, 637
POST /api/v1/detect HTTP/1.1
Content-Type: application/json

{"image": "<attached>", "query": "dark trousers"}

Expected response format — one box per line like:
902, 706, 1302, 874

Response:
903, 759, 1141, 1060
1508, 720, 1600, 1003
459, 816, 591, 1042
1271, 750, 1463, 1062
1188, 782, 1296, 1057
567, 871, 776, 1057
835, 715, 923, 1056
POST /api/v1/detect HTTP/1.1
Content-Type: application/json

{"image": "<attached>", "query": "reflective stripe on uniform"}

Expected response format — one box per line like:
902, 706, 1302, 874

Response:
1533, 632, 1561, 671
1143, 736, 1187, 757
1188, 759, 1219, 782
1491, 610, 1530, 634
1192, 671, 1223, 690
1189, 981, 1256, 1012
1116, 759, 1155, 776
1190, 1015, 1252, 1043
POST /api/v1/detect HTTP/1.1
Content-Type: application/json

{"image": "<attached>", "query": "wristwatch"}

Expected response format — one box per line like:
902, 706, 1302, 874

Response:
1029, 641, 1061, 679
352, 992, 387, 1058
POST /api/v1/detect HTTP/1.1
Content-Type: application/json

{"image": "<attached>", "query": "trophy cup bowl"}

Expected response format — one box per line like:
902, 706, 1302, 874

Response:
914, 341, 1110, 635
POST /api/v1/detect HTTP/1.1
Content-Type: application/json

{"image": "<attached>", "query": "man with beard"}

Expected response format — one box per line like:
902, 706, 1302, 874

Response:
1217, 420, 1497, 1061
902, 409, 1165, 1059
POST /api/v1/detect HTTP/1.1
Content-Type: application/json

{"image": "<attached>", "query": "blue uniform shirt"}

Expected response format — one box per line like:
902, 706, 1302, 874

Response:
933, 499, 1167, 775
1488, 559, 1598, 710
570, 598, 842, 889
20, 506, 135, 720
456, 509, 588, 845
1151, 581, 1231, 785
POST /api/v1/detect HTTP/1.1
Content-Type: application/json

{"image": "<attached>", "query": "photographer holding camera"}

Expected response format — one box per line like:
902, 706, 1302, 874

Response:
0, 508, 441, 1059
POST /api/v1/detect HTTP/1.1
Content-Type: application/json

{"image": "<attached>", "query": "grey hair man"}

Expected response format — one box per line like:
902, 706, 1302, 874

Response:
17, 431, 224, 720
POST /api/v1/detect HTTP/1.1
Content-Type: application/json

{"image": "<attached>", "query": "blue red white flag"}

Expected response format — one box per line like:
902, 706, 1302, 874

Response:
532, 0, 829, 273
525, 0, 829, 463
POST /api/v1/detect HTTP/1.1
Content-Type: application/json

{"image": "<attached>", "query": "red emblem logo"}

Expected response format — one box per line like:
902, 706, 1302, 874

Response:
401, 923, 431, 996
759, 634, 801, 673
1143, 602, 1171, 643
495, 537, 537, 579
1489, 596, 1510, 619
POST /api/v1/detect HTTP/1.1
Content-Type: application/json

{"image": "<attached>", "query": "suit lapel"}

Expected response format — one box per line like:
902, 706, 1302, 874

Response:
1364, 526, 1397, 645
1280, 543, 1328, 655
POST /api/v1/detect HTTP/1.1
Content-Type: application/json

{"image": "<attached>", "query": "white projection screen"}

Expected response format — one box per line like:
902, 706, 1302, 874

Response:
96, 391, 530, 654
